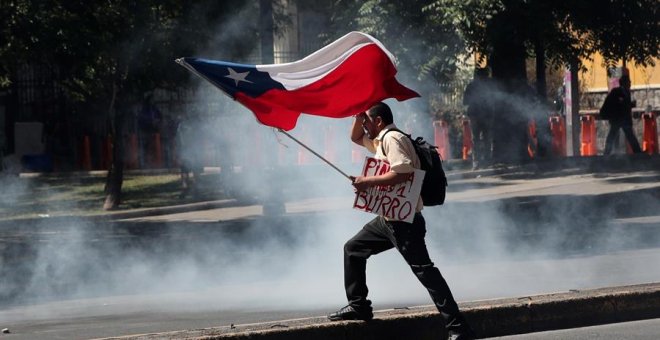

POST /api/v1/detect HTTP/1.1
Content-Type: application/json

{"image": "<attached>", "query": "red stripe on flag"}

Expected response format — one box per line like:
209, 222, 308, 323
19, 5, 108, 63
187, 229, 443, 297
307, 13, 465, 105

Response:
236, 44, 419, 130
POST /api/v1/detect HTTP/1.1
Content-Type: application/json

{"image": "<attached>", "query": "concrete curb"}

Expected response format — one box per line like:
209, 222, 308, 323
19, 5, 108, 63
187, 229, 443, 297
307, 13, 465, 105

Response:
0, 199, 241, 227
96, 282, 660, 340
93, 199, 241, 221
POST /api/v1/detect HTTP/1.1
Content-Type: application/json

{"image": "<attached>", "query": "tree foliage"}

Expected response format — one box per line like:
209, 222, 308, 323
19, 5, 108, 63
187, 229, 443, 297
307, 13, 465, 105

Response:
326, 0, 465, 84
571, 0, 660, 68
0, 0, 263, 209
425, 0, 660, 75
0, 0, 259, 107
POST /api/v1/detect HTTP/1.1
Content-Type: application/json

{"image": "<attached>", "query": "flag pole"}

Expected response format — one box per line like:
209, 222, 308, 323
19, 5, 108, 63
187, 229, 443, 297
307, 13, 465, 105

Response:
277, 129, 352, 181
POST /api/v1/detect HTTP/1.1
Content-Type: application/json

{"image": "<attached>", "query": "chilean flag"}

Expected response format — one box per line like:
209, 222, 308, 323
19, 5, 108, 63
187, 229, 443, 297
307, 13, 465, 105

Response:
176, 31, 419, 131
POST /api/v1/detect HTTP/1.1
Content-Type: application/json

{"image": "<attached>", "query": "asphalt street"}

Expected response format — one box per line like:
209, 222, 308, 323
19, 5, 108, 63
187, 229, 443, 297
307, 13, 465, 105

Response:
0, 157, 659, 339
490, 318, 660, 339
1, 248, 659, 340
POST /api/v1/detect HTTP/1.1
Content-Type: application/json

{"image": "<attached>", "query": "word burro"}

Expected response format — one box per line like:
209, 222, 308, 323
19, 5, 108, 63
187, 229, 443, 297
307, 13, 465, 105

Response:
353, 157, 421, 222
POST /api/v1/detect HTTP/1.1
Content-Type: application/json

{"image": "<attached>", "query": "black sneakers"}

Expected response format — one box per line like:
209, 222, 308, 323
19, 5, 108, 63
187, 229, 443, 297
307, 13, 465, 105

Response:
447, 328, 477, 340
327, 305, 373, 321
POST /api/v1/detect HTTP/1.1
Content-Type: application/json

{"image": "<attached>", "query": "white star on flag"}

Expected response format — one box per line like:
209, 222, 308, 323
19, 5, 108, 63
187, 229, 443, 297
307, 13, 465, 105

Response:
225, 67, 253, 86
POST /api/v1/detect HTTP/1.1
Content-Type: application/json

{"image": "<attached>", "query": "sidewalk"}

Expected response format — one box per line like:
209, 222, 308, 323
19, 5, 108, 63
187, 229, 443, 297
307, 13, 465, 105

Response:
5, 154, 658, 226
98, 283, 660, 340
116, 154, 660, 224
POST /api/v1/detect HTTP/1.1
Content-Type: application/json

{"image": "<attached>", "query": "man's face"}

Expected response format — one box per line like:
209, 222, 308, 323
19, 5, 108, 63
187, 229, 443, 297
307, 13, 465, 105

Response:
362, 112, 381, 139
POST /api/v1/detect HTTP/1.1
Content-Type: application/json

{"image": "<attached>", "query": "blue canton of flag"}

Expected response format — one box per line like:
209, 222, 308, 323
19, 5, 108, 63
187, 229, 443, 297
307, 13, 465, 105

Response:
181, 58, 285, 98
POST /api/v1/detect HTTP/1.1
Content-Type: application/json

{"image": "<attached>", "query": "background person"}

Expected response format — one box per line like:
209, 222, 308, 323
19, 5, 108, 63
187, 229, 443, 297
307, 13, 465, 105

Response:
600, 75, 642, 155
176, 115, 203, 198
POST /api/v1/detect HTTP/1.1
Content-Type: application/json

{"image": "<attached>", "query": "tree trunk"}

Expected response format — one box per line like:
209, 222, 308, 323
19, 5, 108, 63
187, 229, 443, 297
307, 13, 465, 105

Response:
489, 28, 529, 164
103, 129, 125, 210
103, 85, 126, 210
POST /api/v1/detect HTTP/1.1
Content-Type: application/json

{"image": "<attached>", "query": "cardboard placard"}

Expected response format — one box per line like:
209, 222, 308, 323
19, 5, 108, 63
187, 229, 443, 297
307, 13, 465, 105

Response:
353, 157, 424, 223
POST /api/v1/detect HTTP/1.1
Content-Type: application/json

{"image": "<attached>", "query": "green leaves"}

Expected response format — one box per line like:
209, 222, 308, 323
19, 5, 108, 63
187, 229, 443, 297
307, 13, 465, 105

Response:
0, 0, 259, 108
328, 0, 465, 83
573, 0, 659, 67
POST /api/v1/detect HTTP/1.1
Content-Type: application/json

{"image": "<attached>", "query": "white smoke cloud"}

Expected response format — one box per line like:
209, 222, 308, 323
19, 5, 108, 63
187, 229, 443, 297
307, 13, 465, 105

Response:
2, 7, 659, 336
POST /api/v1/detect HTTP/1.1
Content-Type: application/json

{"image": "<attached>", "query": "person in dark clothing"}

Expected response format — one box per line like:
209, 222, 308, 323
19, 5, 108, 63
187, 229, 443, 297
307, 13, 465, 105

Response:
176, 115, 203, 198
328, 102, 476, 340
600, 75, 642, 155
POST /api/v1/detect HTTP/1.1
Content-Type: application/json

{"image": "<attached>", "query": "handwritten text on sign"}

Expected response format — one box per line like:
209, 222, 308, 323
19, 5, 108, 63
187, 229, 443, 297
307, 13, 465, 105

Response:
352, 157, 424, 223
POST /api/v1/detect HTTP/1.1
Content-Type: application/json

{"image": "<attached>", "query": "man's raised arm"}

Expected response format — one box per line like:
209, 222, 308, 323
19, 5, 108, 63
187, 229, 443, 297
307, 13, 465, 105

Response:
351, 112, 366, 146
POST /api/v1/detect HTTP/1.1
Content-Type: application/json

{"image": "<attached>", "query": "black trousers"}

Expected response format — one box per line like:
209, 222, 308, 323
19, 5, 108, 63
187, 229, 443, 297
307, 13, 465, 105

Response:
344, 213, 467, 330
604, 120, 642, 155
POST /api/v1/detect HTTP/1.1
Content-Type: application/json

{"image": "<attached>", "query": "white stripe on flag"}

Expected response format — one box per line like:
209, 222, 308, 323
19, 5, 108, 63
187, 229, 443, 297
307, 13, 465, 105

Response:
256, 32, 397, 91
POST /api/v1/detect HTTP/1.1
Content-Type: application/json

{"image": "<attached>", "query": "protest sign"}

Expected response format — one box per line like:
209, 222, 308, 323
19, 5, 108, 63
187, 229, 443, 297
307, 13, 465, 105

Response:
353, 156, 424, 223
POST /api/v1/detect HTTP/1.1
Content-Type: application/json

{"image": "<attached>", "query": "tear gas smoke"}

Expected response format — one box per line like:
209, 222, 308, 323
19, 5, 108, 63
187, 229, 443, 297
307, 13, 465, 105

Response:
1, 10, 659, 328
3, 100, 659, 316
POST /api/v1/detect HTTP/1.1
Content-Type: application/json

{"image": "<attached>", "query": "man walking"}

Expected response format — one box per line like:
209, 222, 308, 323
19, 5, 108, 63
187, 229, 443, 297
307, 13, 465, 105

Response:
328, 102, 475, 340
600, 75, 642, 155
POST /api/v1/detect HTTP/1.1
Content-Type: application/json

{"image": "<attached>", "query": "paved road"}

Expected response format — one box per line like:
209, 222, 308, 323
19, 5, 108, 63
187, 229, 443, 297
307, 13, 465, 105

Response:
1, 244, 659, 339
490, 318, 660, 339
1, 165, 658, 339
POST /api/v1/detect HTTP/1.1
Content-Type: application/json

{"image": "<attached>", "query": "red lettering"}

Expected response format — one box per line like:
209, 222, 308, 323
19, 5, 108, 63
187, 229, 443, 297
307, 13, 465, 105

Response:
378, 195, 392, 217
396, 184, 406, 197
354, 166, 418, 222
386, 197, 401, 219
377, 162, 390, 176
366, 192, 383, 212
397, 201, 413, 221
364, 158, 379, 176
354, 191, 369, 209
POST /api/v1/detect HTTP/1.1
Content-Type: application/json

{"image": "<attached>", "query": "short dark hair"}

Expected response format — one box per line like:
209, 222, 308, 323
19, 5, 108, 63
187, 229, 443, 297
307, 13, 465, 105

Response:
367, 102, 393, 125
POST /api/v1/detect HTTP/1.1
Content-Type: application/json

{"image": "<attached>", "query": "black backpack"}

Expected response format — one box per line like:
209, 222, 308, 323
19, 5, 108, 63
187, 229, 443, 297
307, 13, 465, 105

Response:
599, 95, 614, 119
381, 129, 447, 206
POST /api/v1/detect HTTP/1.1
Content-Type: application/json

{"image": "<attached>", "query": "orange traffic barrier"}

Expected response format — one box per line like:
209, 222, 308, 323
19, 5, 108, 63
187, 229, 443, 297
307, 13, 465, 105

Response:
527, 119, 538, 158
549, 115, 567, 157
642, 112, 658, 154
580, 115, 597, 156
462, 118, 472, 160
127, 133, 138, 169
81, 135, 92, 170
433, 120, 451, 160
